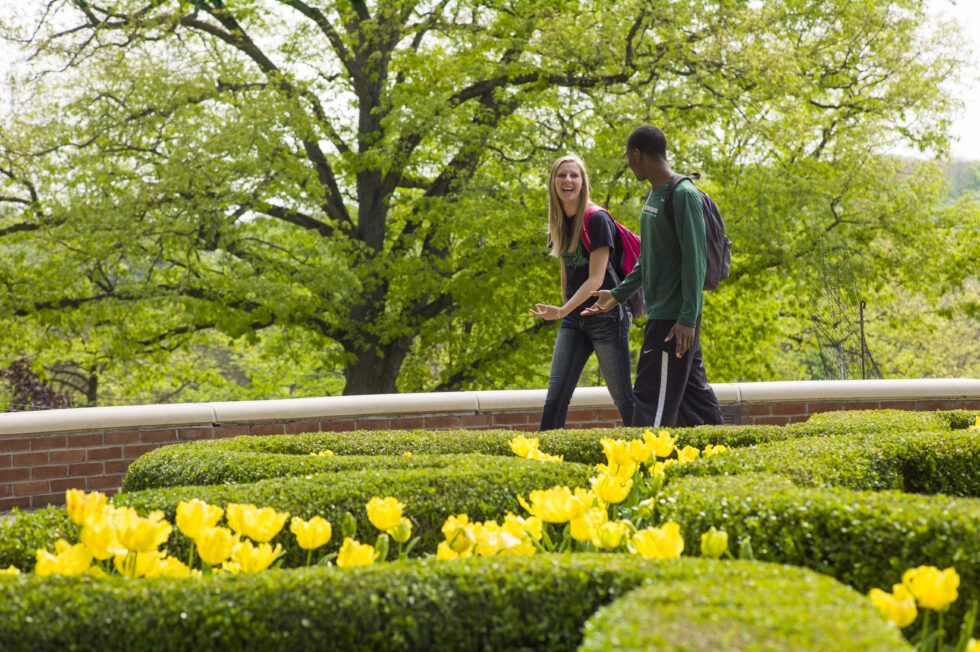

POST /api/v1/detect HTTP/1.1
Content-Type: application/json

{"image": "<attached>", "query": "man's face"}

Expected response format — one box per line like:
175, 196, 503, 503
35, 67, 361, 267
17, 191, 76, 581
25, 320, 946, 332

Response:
626, 148, 643, 180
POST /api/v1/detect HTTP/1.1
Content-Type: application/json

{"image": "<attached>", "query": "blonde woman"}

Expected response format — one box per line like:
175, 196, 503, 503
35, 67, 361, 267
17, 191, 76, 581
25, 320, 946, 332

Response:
530, 154, 633, 430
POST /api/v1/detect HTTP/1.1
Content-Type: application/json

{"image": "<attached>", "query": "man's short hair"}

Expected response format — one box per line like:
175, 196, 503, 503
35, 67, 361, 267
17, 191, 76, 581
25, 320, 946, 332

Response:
627, 125, 667, 161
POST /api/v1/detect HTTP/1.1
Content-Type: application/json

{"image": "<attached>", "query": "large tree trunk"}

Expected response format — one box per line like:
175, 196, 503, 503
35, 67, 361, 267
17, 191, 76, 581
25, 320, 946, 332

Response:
342, 336, 413, 395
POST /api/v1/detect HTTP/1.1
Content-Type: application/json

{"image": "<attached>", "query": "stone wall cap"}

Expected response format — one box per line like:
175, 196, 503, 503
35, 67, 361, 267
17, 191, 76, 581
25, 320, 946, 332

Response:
737, 378, 980, 402
208, 391, 478, 423
0, 404, 216, 436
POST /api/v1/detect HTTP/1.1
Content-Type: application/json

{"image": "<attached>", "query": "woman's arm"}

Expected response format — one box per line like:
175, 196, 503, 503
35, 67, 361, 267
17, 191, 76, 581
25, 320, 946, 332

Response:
531, 246, 610, 320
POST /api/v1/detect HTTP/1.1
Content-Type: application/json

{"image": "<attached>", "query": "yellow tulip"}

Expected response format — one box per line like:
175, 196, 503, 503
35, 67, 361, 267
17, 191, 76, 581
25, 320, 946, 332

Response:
441, 514, 471, 538
113, 550, 167, 578
65, 489, 108, 526
336, 537, 377, 567
699, 527, 728, 559
869, 584, 917, 628
35, 539, 94, 576
593, 521, 629, 550
643, 429, 675, 459
390, 517, 413, 544
195, 526, 238, 566
902, 566, 960, 611
437, 540, 468, 560
228, 540, 282, 573
596, 459, 639, 480
176, 499, 224, 541
969, 417, 980, 431
446, 526, 476, 554
676, 445, 701, 464
290, 516, 333, 550
80, 519, 125, 560
591, 473, 633, 504
571, 508, 609, 542
518, 486, 582, 523
508, 435, 539, 458
474, 530, 524, 557
632, 522, 685, 560
0, 565, 20, 574
966, 639, 979, 652
366, 496, 405, 532
526, 448, 564, 463
600, 438, 633, 466
627, 438, 656, 464
310, 450, 334, 456
111, 507, 173, 553
703, 444, 728, 456
225, 503, 290, 543
503, 513, 543, 542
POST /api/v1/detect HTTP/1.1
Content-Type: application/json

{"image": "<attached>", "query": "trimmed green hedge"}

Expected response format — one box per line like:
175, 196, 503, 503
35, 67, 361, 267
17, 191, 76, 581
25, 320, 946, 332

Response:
579, 560, 912, 651
0, 555, 908, 652
654, 473, 980, 633
670, 429, 980, 495
1, 455, 593, 570
122, 419, 889, 491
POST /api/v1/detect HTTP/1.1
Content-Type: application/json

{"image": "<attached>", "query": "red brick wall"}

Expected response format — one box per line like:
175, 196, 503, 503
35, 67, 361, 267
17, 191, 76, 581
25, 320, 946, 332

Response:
2, 396, 978, 511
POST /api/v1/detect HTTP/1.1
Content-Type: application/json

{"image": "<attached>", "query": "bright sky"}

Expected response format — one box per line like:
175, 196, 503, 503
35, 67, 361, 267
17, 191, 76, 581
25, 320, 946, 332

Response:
930, 0, 980, 160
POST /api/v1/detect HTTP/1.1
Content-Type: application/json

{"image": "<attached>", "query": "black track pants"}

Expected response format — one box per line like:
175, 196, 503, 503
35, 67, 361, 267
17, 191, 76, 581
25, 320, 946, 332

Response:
632, 317, 723, 428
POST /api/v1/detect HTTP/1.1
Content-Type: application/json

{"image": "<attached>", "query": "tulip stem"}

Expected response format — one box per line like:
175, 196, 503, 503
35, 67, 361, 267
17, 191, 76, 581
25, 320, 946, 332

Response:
305, 549, 312, 567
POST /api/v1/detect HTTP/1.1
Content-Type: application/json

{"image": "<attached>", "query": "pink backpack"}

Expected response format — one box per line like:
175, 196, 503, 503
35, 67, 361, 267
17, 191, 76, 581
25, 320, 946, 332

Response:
582, 203, 645, 317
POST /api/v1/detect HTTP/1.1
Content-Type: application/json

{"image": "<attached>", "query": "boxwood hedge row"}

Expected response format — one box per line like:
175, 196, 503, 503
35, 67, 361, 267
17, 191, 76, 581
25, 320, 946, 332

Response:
0, 555, 908, 652
123, 408, 955, 491
1, 455, 593, 570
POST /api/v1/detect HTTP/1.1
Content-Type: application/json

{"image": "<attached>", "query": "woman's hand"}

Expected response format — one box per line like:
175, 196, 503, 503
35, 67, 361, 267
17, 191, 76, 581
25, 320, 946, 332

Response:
530, 303, 565, 320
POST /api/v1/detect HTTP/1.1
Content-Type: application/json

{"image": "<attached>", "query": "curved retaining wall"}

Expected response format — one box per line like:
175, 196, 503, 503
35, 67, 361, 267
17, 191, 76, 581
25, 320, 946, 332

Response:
1, 379, 978, 511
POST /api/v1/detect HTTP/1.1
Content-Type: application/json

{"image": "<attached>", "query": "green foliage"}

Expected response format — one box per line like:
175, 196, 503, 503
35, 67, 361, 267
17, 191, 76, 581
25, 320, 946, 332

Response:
98, 456, 592, 567
579, 562, 911, 652
0, 555, 907, 652
0, 1, 976, 399
121, 423, 825, 490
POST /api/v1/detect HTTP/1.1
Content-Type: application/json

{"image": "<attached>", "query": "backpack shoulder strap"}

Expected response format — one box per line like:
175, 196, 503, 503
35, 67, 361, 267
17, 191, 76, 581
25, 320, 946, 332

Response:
581, 203, 604, 250
664, 175, 693, 226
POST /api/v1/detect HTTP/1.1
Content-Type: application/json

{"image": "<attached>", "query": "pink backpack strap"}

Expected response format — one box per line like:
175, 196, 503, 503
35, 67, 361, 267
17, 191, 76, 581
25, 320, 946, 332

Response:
582, 203, 603, 250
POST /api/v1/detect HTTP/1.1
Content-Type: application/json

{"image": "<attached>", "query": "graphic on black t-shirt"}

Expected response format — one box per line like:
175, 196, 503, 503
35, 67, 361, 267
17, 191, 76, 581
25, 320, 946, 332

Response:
561, 210, 620, 317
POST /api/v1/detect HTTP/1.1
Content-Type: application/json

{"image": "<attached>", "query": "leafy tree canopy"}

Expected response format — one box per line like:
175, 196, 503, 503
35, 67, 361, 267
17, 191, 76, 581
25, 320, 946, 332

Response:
0, 0, 976, 401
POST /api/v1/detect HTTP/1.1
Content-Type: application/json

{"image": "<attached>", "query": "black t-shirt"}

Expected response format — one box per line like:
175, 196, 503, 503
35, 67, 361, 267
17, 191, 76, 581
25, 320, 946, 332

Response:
561, 209, 620, 317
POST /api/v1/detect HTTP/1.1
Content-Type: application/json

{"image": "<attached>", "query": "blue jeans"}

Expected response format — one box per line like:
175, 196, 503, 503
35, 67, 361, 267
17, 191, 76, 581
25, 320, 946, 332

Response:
539, 306, 634, 430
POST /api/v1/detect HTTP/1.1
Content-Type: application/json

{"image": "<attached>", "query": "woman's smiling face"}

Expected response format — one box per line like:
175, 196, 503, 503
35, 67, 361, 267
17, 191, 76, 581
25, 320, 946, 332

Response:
554, 160, 584, 208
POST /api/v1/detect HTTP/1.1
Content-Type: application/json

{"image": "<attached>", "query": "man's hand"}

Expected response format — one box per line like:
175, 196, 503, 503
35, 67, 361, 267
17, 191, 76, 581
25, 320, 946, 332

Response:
580, 290, 618, 316
665, 323, 695, 358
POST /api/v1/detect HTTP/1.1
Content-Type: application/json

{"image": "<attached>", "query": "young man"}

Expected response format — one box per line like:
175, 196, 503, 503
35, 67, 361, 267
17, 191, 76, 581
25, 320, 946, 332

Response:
582, 125, 723, 427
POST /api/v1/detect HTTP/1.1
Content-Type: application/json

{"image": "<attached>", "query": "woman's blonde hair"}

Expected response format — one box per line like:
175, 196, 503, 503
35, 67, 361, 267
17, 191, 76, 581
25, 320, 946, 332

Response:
547, 154, 591, 258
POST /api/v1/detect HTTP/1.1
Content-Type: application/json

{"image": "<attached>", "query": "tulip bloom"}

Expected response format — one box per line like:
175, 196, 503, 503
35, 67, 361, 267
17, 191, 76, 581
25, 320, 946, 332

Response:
632, 522, 685, 560
676, 445, 701, 464
366, 496, 405, 532
526, 448, 564, 463
703, 444, 728, 456
627, 438, 656, 465
336, 537, 377, 567
591, 473, 633, 504
902, 566, 960, 611
869, 584, 918, 628
228, 540, 282, 573
290, 516, 333, 550
503, 513, 543, 542
643, 430, 675, 459
593, 521, 629, 550
508, 435, 539, 458
0, 565, 20, 575
518, 486, 583, 523
571, 508, 609, 542
80, 520, 125, 560
474, 530, 524, 557
390, 518, 413, 544
226, 503, 290, 543
601, 438, 633, 467
65, 489, 108, 526
176, 499, 224, 541
195, 526, 238, 566
699, 527, 728, 559
112, 507, 173, 553
35, 539, 94, 576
